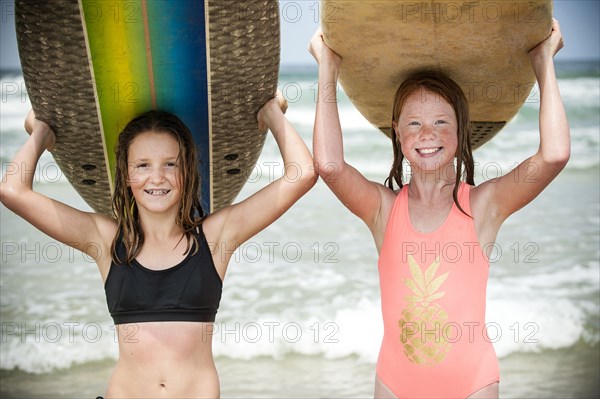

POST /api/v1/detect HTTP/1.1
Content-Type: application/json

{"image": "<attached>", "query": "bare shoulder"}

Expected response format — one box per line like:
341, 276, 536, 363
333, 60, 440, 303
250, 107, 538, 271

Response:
378, 184, 398, 221
80, 213, 118, 281
469, 179, 505, 247
470, 179, 504, 221
95, 213, 118, 242
89, 213, 118, 259
199, 208, 227, 244
371, 183, 399, 249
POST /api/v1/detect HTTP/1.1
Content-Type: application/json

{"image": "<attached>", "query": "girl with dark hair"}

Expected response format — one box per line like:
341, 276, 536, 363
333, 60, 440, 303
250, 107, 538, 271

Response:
0, 91, 317, 397
309, 18, 569, 399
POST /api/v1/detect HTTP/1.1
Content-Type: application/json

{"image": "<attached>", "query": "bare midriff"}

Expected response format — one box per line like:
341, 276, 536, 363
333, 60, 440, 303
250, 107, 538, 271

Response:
105, 321, 219, 398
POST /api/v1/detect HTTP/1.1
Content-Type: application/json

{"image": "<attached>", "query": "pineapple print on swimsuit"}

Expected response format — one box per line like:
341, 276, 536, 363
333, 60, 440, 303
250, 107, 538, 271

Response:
399, 255, 450, 366
376, 182, 500, 398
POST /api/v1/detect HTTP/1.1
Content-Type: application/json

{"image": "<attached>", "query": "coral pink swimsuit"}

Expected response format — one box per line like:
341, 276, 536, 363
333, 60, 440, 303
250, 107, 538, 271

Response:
377, 182, 499, 398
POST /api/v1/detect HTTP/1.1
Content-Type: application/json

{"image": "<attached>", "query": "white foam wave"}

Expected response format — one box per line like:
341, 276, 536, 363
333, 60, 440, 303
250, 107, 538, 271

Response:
285, 100, 377, 134
211, 292, 593, 364
487, 297, 585, 358
475, 125, 599, 172
0, 290, 594, 374
559, 78, 600, 108
211, 297, 383, 363
0, 321, 118, 374
486, 263, 599, 357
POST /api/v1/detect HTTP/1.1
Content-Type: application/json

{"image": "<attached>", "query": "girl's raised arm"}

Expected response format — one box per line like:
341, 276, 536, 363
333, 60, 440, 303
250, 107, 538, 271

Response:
309, 29, 395, 241
475, 19, 570, 227
205, 92, 317, 246
0, 111, 116, 265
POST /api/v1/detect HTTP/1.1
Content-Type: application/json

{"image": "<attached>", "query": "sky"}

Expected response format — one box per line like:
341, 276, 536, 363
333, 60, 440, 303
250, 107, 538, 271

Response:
1, 0, 599, 71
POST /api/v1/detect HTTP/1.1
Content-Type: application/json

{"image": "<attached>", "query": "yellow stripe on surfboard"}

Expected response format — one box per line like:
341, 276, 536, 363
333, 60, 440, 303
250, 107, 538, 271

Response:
81, 0, 153, 183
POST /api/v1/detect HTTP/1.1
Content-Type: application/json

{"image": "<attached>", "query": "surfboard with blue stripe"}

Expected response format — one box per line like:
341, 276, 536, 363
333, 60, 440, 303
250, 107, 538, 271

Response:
15, 0, 280, 215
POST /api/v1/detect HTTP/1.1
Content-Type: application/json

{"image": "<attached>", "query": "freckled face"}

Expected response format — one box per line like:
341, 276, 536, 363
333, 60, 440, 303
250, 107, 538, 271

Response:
394, 88, 458, 173
127, 131, 182, 215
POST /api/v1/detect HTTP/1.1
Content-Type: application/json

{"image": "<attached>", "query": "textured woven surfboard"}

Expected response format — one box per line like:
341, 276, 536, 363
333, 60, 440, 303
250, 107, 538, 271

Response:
16, 0, 280, 215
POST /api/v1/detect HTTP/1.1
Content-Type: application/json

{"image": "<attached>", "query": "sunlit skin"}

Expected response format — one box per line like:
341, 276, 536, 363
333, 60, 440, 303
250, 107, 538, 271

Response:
127, 132, 182, 218
393, 89, 458, 183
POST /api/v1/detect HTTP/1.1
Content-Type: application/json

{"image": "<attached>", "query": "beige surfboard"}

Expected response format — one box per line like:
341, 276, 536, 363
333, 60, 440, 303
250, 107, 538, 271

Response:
321, 0, 553, 148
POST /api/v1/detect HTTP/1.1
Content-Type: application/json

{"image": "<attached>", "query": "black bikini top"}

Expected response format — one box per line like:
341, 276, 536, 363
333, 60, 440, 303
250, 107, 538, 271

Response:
104, 226, 222, 325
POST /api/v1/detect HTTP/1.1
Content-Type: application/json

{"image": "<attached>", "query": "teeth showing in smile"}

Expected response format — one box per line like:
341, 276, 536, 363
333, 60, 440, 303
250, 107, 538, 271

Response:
144, 189, 170, 196
417, 147, 442, 155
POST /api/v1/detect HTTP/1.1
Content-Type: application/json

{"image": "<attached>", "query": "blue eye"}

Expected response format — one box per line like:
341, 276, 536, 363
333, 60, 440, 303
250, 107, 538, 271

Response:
409, 121, 420, 126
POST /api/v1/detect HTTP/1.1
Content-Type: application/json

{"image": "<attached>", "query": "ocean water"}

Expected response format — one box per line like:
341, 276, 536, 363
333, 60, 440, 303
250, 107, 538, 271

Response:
1, 61, 599, 398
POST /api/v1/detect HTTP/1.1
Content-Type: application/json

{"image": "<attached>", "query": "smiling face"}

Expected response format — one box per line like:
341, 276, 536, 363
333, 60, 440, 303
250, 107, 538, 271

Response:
394, 88, 458, 175
127, 131, 182, 215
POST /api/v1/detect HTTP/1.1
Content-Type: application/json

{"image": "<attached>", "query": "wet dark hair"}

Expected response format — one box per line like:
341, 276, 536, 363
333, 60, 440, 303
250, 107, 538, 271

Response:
385, 70, 475, 216
111, 110, 204, 264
